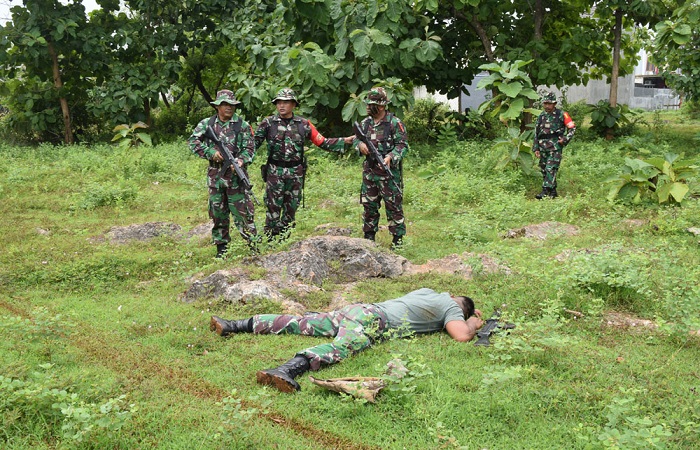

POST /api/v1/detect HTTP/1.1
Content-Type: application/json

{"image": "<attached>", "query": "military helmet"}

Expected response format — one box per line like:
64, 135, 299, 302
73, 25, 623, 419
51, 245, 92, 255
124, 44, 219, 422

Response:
365, 87, 390, 105
272, 88, 299, 104
211, 89, 241, 106
542, 92, 557, 103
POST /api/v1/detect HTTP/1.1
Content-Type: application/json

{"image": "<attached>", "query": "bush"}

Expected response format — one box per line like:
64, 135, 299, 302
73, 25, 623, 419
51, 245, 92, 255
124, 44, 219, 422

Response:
152, 97, 212, 144
402, 98, 454, 144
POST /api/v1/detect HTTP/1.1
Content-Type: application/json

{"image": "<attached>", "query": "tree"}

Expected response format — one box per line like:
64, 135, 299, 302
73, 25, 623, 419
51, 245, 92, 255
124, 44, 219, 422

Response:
653, 0, 700, 102
592, 0, 670, 107
0, 0, 100, 143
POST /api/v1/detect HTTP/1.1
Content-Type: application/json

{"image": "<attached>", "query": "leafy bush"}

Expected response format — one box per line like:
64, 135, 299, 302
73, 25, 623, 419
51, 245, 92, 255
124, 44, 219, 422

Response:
605, 152, 699, 204
0, 373, 136, 444
75, 180, 139, 210
111, 122, 152, 150
402, 98, 454, 144
589, 100, 637, 139
562, 243, 654, 313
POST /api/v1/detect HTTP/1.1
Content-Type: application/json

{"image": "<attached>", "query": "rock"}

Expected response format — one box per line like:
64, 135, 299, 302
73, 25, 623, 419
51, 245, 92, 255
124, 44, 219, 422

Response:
105, 222, 182, 244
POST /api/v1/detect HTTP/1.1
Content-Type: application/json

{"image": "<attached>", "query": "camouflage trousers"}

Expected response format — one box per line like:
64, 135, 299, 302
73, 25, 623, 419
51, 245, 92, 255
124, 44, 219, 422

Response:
361, 169, 405, 237
264, 164, 304, 236
252, 304, 388, 371
538, 143, 563, 189
208, 167, 258, 245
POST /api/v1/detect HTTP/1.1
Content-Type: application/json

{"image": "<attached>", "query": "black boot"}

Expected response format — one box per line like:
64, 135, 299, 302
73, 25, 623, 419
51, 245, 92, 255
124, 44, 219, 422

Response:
210, 316, 253, 336
548, 188, 558, 198
256, 355, 310, 393
215, 243, 228, 258
391, 234, 404, 249
535, 188, 547, 200
363, 232, 376, 241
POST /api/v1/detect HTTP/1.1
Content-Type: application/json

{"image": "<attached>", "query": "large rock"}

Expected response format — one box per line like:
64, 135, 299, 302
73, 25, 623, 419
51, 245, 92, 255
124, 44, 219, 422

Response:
105, 222, 182, 244
182, 236, 512, 311
259, 236, 407, 285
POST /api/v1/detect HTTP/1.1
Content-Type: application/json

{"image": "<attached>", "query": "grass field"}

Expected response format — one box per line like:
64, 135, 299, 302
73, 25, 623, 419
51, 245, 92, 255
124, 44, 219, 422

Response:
1, 109, 699, 449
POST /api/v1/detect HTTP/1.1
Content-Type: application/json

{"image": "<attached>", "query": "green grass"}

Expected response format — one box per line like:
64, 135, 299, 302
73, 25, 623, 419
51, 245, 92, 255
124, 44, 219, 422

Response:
1, 110, 700, 449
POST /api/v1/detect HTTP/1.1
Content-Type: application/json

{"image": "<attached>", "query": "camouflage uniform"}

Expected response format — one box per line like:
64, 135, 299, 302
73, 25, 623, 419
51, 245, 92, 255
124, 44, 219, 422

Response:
254, 88, 346, 238
533, 92, 576, 197
188, 90, 259, 248
250, 288, 463, 370
355, 87, 408, 241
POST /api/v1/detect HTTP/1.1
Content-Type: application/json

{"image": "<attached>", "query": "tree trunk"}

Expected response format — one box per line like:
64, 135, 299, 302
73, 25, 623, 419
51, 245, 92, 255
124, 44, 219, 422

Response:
160, 91, 171, 108
47, 41, 74, 144
523, 0, 545, 132
194, 70, 214, 108
609, 8, 622, 108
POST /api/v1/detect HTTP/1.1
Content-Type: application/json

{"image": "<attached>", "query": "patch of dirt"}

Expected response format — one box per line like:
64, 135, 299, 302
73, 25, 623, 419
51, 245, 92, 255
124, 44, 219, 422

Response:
505, 221, 579, 240
602, 311, 657, 330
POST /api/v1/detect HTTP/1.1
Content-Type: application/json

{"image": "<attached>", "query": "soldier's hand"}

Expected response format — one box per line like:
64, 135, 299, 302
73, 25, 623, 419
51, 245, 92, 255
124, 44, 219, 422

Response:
213, 151, 223, 163
358, 142, 369, 156
534, 150, 540, 159
236, 158, 244, 168
384, 155, 392, 169
558, 137, 565, 145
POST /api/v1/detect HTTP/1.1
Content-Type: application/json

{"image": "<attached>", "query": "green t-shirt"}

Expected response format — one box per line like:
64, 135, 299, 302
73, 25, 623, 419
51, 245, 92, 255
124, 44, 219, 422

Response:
373, 288, 465, 335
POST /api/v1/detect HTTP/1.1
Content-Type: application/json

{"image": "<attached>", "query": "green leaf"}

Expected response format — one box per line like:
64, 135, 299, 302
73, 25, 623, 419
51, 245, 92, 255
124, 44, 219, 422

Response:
136, 132, 152, 146
498, 82, 523, 98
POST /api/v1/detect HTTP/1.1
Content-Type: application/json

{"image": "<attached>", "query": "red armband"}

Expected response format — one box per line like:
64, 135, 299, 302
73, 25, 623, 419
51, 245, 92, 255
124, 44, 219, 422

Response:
564, 112, 575, 129
309, 121, 326, 147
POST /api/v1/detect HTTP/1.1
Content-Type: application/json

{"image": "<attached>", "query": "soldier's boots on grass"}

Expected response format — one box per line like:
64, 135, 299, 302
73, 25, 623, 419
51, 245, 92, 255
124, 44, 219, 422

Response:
210, 316, 253, 336
536, 188, 558, 200
363, 232, 376, 241
391, 234, 403, 249
256, 355, 311, 393
215, 243, 228, 258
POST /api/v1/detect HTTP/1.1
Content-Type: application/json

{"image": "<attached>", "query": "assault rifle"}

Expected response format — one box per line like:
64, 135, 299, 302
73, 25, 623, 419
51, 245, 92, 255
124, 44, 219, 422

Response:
204, 125, 260, 205
353, 121, 402, 194
474, 309, 515, 347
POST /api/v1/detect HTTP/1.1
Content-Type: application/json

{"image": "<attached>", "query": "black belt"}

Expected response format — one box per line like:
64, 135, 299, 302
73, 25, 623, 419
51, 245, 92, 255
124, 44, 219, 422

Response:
538, 134, 559, 139
269, 159, 302, 168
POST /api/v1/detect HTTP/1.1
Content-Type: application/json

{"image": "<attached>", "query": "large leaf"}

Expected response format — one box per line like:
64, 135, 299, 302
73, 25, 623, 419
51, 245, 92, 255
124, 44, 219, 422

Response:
498, 82, 524, 98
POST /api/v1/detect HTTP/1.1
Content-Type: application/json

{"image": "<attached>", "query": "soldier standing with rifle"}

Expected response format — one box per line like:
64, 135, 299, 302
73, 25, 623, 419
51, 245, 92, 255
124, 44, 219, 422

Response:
354, 87, 409, 249
189, 90, 260, 257
533, 92, 576, 199
254, 88, 354, 242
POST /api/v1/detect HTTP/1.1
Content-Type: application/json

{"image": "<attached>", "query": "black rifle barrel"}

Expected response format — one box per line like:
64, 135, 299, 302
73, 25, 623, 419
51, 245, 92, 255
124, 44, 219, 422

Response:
353, 121, 402, 194
204, 125, 260, 205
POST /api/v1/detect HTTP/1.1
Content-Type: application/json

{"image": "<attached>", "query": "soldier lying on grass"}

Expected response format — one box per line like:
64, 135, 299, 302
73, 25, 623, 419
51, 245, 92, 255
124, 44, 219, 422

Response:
210, 288, 484, 393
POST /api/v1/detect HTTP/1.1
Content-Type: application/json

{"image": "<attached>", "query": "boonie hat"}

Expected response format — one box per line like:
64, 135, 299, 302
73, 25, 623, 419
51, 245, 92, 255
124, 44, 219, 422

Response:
272, 88, 299, 104
211, 90, 241, 106
542, 92, 557, 103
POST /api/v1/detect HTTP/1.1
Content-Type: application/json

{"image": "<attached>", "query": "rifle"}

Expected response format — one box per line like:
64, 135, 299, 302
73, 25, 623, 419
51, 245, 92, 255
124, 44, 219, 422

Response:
204, 125, 260, 205
473, 309, 515, 347
353, 121, 402, 194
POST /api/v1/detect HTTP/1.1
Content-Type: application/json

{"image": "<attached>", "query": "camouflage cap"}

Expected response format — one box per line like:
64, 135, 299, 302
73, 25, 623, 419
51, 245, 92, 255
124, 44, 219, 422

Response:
211, 90, 241, 106
365, 87, 390, 105
542, 92, 557, 103
272, 88, 299, 104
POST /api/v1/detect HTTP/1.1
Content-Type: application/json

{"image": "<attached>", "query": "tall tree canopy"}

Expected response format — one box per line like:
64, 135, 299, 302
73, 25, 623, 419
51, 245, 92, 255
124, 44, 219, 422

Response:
0, 0, 683, 143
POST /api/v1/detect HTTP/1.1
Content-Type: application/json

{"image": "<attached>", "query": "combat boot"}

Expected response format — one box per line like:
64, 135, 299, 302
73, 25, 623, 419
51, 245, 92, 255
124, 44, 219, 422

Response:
548, 188, 558, 198
363, 232, 376, 241
210, 316, 253, 336
391, 234, 404, 249
256, 355, 311, 393
215, 243, 228, 258
535, 189, 547, 200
